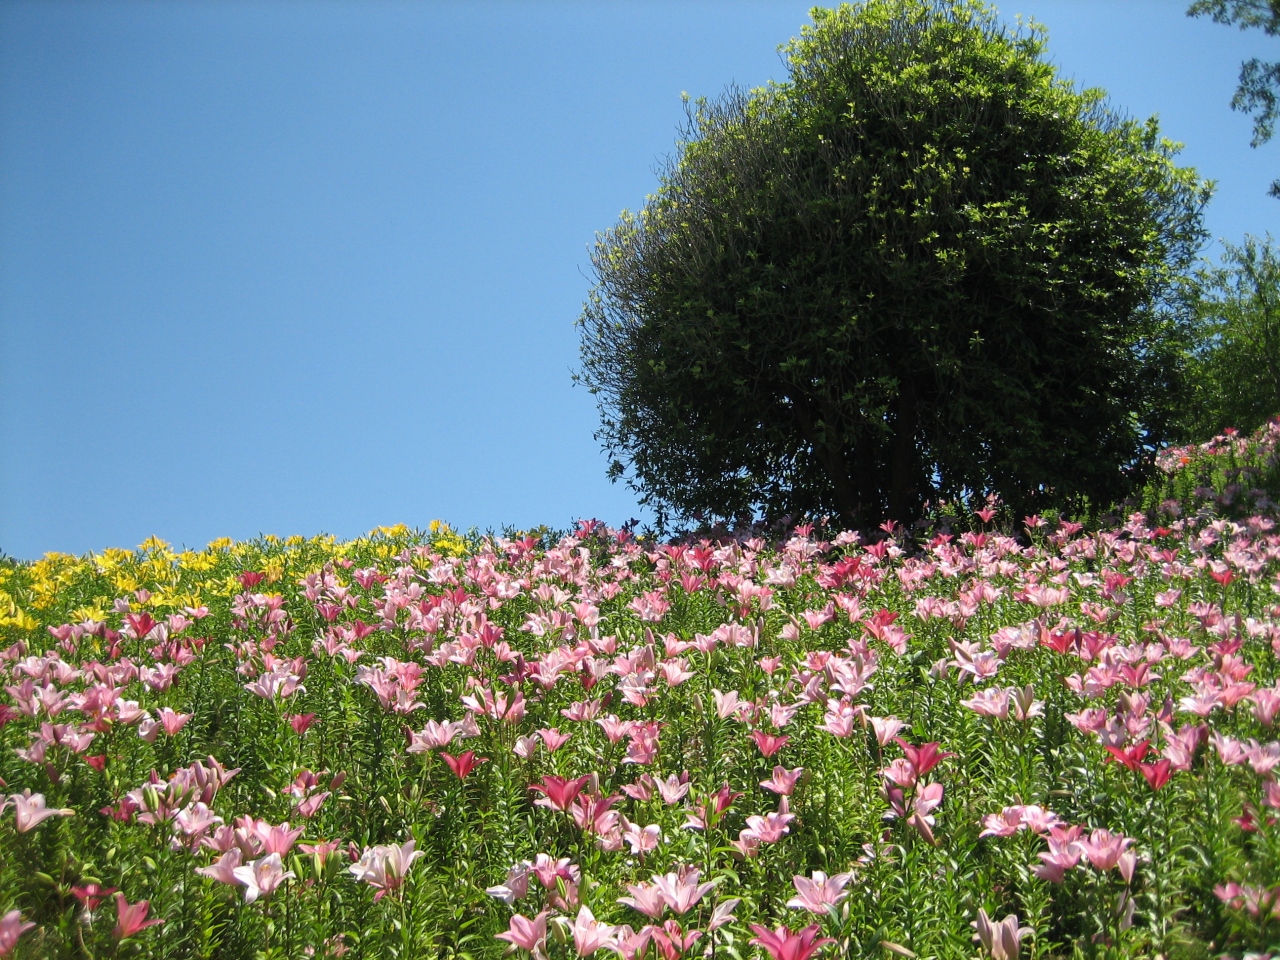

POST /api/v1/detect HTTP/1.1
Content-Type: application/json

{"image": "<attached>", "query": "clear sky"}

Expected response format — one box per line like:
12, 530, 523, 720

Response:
3, 0, 1279, 560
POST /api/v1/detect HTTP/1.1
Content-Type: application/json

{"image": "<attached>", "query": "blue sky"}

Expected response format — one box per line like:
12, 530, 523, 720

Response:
3, 0, 1279, 560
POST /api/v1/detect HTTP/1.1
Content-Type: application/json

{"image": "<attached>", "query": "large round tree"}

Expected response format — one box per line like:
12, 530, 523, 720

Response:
578, 0, 1210, 529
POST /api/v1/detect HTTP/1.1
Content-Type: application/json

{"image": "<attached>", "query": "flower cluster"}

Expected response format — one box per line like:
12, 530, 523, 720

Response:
1, 428, 1280, 957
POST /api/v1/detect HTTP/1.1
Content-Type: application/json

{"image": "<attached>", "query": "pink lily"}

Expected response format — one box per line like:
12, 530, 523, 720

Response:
538, 727, 572, 752
748, 923, 833, 960
750, 730, 790, 757
9, 790, 74, 832
648, 919, 702, 960
894, 739, 955, 778
407, 719, 463, 752
1077, 829, 1136, 882
760, 766, 804, 796
486, 860, 533, 905
972, 909, 1031, 960
610, 925, 653, 960
530, 774, 592, 812
654, 773, 691, 805
71, 883, 117, 914
868, 716, 905, 746
495, 910, 549, 954
112, 894, 163, 940
618, 880, 668, 919
157, 707, 191, 736
0, 910, 35, 955
907, 782, 944, 845
786, 871, 852, 914
571, 905, 618, 956
741, 799, 796, 844
196, 848, 243, 886
651, 867, 716, 914
441, 750, 487, 780
621, 817, 662, 856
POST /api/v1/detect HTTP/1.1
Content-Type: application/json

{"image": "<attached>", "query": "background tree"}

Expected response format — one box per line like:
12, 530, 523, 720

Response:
1189, 0, 1280, 198
577, 0, 1209, 530
1180, 236, 1280, 437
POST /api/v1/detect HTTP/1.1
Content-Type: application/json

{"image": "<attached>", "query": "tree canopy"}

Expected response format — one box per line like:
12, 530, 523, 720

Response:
1189, 0, 1280, 198
1180, 235, 1280, 438
578, 0, 1210, 530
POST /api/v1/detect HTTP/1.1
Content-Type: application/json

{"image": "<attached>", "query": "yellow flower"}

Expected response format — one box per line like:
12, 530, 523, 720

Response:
207, 537, 233, 551
173, 591, 203, 610
112, 573, 140, 594
178, 551, 217, 573
0, 592, 36, 631
94, 548, 132, 573
140, 535, 170, 552
70, 600, 109, 622
264, 557, 285, 584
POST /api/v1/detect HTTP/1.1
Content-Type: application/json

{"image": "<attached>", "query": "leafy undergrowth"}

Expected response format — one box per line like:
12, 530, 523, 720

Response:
3, 429, 1280, 959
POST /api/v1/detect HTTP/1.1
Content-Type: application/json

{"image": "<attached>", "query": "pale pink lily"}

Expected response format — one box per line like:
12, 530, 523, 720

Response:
406, 719, 464, 752
1009, 685, 1043, 721
868, 716, 905, 746
618, 881, 667, 919
654, 773, 691, 805
570, 906, 618, 956
621, 817, 662, 856
907, 782, 944, 844
174, 802, 222, 840
9, 790, 74, 832
707, 898, 740, 931
741, 799, 796, 844
1032, 826, 1083, 884
0, 910, 35, 956
609, 925, 653, 960
980, 808, 1023, 838
538, 727, 572, 752
651, 867, 716, 914
620, 775, 654, 802
972, 909, 1031, 960
348, 840, 425, 900
486, 860, 533, 904
495, 910, 549, 955
820, 698, 860, 737
1016, 805, 1060, 835
980, 804, 1059, 839
961, 687, 1010, 719
231, 852, 295, 903
196, 848, 243, 886
786, 871, 852, 914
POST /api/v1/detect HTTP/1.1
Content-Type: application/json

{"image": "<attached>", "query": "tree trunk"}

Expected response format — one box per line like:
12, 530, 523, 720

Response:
887, 376, 919, 524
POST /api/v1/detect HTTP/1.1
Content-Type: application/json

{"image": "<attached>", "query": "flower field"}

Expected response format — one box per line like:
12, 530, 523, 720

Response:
3, 427, 1280, 959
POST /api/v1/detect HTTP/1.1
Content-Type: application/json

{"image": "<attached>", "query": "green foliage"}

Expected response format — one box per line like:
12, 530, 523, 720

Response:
578, 0, 1210, 532
1145, 414, 1280, 517
1178, 236, 1280, 439
1188, 0, 1280, 197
